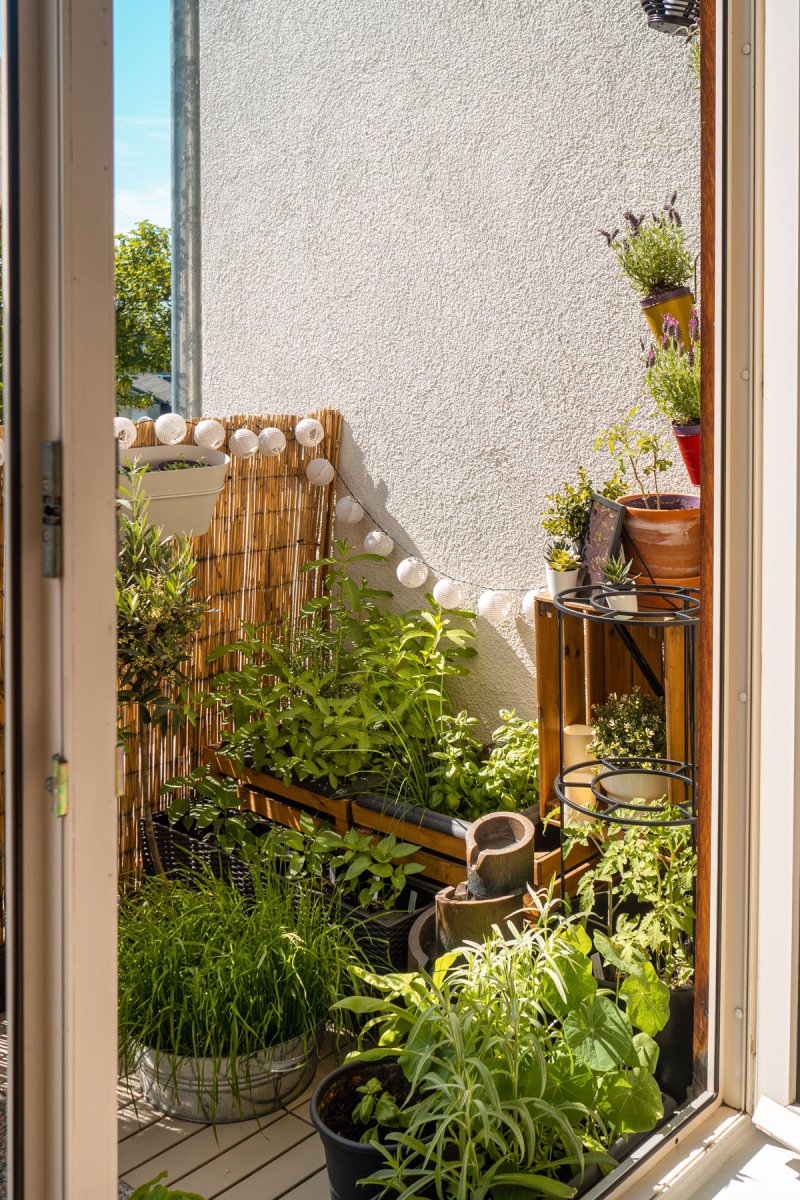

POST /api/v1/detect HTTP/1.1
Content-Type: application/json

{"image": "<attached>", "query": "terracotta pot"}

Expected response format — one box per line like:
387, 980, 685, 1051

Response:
465, 812, 535, 899
620, 494, 701, 582
641, 287, 695, 347
672, 423, 701, 486
637, 574, 700, 611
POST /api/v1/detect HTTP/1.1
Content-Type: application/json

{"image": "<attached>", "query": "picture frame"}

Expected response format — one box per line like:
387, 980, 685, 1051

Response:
581, 493, 627, 585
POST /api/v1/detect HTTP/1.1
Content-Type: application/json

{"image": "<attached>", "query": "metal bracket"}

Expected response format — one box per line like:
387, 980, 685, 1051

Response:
46, 755, 68, 817
41, 441, 63, 578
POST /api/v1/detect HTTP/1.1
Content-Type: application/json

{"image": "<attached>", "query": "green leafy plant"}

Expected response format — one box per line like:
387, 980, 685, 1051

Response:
117, 475, 206, 873
337, 904, 670, 1198
326, 829, 424, 912
541, 465, 627, 545
209, 542, 476, 793
545, 539, 582, 573
599, 195, 694, 300
118, 863, 363, 1122
129, 1174, 206, 1200
589, 688, 667, 769
687, 27, 700, 83
644, 310, 701, 426
599, 552, 638, 589
594, 406, 673, 510
161, 765, 262, 857
569, 813, 696, 988
115, 221, 171, 411
352, 1077, 410, 1145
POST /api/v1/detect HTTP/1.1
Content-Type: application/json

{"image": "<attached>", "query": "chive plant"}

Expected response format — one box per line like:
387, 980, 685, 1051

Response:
118, 864, 363, 1119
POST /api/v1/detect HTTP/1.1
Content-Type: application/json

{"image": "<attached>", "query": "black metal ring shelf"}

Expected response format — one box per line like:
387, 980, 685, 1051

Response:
553, 583, 699, 899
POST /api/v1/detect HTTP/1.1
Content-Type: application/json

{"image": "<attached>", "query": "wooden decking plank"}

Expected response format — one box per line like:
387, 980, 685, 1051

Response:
276, 1170, 329, 1200
170, 1113, 312, 1196
120, 1110, 284, 1190
117, 1097, 167, 1142
216, 1134, 326, 1199
118, 1112, 208, 1173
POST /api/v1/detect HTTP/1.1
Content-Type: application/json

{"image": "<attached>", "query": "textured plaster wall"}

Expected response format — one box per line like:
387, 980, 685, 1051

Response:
198, 0, 700, 729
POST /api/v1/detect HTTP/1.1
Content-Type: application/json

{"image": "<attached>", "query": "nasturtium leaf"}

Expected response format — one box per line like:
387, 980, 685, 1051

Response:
628, 1031, 660, 1073
564, 994, 634, 1071
620, 963, 671, 1036
538, 947, 597, 1020
602, 1066, 664, 1134
593, 931, 645, 981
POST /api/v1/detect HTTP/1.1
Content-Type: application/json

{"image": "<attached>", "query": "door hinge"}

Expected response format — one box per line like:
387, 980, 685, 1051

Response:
46, 755, 68, 817
41, 441, 62, 578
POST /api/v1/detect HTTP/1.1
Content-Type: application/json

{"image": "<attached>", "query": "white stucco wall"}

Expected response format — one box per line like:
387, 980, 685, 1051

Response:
198, 0, 700, 729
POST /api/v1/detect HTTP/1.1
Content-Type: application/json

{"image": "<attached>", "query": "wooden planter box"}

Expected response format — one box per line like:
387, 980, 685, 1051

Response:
202, 748, 352, 834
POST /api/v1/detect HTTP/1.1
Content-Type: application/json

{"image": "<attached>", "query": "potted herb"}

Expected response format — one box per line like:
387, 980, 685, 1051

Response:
118, 863, 362, 1123
599, 194, 695, 346
119, 442, 230, 539
129, 1175, 206, 1200
545, 538, 583, 598
599, 551, 639, 616
117, 479, 206, 875
541, 464, 627, 549
644, 310, 702, 485
588, 688, 669, 804
572, 811, 696, 1100
595, 407, 700, 586
314, 907, 671, 1200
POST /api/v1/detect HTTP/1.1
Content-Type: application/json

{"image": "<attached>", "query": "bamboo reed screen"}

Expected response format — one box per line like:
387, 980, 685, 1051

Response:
116, 408, 342, 878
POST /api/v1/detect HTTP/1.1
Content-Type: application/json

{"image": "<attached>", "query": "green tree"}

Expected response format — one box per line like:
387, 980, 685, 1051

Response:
115, 220, 171, 411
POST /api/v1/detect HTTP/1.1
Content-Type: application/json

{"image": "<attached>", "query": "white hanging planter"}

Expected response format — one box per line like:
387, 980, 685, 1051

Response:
118, 444, 230, 539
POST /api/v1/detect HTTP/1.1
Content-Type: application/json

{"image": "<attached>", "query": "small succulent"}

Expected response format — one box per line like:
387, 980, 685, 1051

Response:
599, 552, 638, 589
545, 539, 582, 573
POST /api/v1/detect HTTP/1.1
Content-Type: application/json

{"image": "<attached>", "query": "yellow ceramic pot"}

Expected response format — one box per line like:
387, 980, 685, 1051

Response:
641, 287, 695, 346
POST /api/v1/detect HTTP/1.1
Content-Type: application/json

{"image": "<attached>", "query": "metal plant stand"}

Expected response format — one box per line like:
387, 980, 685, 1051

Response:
552, 584, 700, 900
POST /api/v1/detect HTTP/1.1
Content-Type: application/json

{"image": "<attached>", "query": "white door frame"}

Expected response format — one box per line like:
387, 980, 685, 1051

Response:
3, 0, 118, 1196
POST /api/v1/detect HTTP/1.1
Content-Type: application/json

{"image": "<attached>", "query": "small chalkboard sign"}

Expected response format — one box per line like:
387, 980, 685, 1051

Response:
582, 494, 627, 585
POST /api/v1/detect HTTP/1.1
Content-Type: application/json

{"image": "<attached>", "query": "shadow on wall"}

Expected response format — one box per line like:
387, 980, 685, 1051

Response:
336, 423, 538, 735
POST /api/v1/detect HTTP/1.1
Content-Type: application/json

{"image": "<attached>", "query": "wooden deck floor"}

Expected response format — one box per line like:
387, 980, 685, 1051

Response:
118, 1043, 338, 1200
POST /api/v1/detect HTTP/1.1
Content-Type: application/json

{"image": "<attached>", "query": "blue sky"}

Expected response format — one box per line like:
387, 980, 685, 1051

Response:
114, 0, 171, 234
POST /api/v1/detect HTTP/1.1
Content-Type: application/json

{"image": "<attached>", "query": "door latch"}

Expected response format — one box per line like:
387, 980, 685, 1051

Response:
41, 441, 62, 578
46, 755, 68, 817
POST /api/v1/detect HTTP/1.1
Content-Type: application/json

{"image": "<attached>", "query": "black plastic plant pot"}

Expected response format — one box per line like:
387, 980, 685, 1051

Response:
655, 985, 695, 1102
139, 810, 273, 895
639, 0, 699, 33
310, 1057, 401, 1200
570, 1095, 678, 1195
354, 791, 538, 836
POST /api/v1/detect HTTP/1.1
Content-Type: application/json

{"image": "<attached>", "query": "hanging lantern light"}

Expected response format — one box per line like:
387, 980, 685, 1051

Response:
397, 557, 428, 589
154, 412, 188, 446
294, 417, 325, 447
258, 427, 287, 457
194, 419, 226, 450
336, 496, 364, 524
228, 427, 259, 459
364, 530, 394, 557
113, 416, 137, 450
521, 590, 538, 624
433, 579, 465, 608
477, 590, 512, 621
306, 457, 335, 487
639, 0, 699, 34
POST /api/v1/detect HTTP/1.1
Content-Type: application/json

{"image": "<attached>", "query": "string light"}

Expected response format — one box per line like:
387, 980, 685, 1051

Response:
397, 557, 428, 589
294, 417, 325, 447
114, 417, 137, 449
364, 530, 394, 557
477, 591, 513, 621
433, 579, 466, 608
259, 427, 287, 457
195, 419, 226, 450
155, 412, 188, 445
306, 457, 335, 486
335, 496, 364, 524
228, 428, 259, 459
521, 590, 538, 623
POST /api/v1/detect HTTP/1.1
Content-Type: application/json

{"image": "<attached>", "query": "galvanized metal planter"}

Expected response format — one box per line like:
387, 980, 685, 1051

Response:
137, 1029, 319, 1123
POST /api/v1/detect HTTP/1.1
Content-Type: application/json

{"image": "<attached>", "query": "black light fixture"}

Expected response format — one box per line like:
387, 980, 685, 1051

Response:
639, 0, 699, 34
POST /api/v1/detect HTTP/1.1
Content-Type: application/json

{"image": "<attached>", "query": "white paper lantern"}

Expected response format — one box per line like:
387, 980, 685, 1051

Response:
258, 427, 287, 457
397, 557, 429, 589
155, 412, 188, 446
194, 419, 226, 450
477, 590, 512, 621
364, 530, 394, 557
294, 417, 325, 447
335, 496, 364, 524
113, 417, 137, 450
433, 579, 466, 609
136, 414, 153, 425
306, 457, 335, 487
228, 427, 259, 459
521, 590, 537, 623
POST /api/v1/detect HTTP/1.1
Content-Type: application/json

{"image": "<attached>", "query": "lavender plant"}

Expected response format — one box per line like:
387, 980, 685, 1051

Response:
644, 310, 701, 426
599, 194, 694, 300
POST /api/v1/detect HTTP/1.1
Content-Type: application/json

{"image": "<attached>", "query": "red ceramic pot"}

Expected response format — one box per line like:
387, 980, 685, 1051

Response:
672, 423, 701, 487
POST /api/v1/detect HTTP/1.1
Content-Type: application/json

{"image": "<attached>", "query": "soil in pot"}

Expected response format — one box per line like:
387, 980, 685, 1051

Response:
620, 494, 701, 582
317, 1061, 411, 1143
